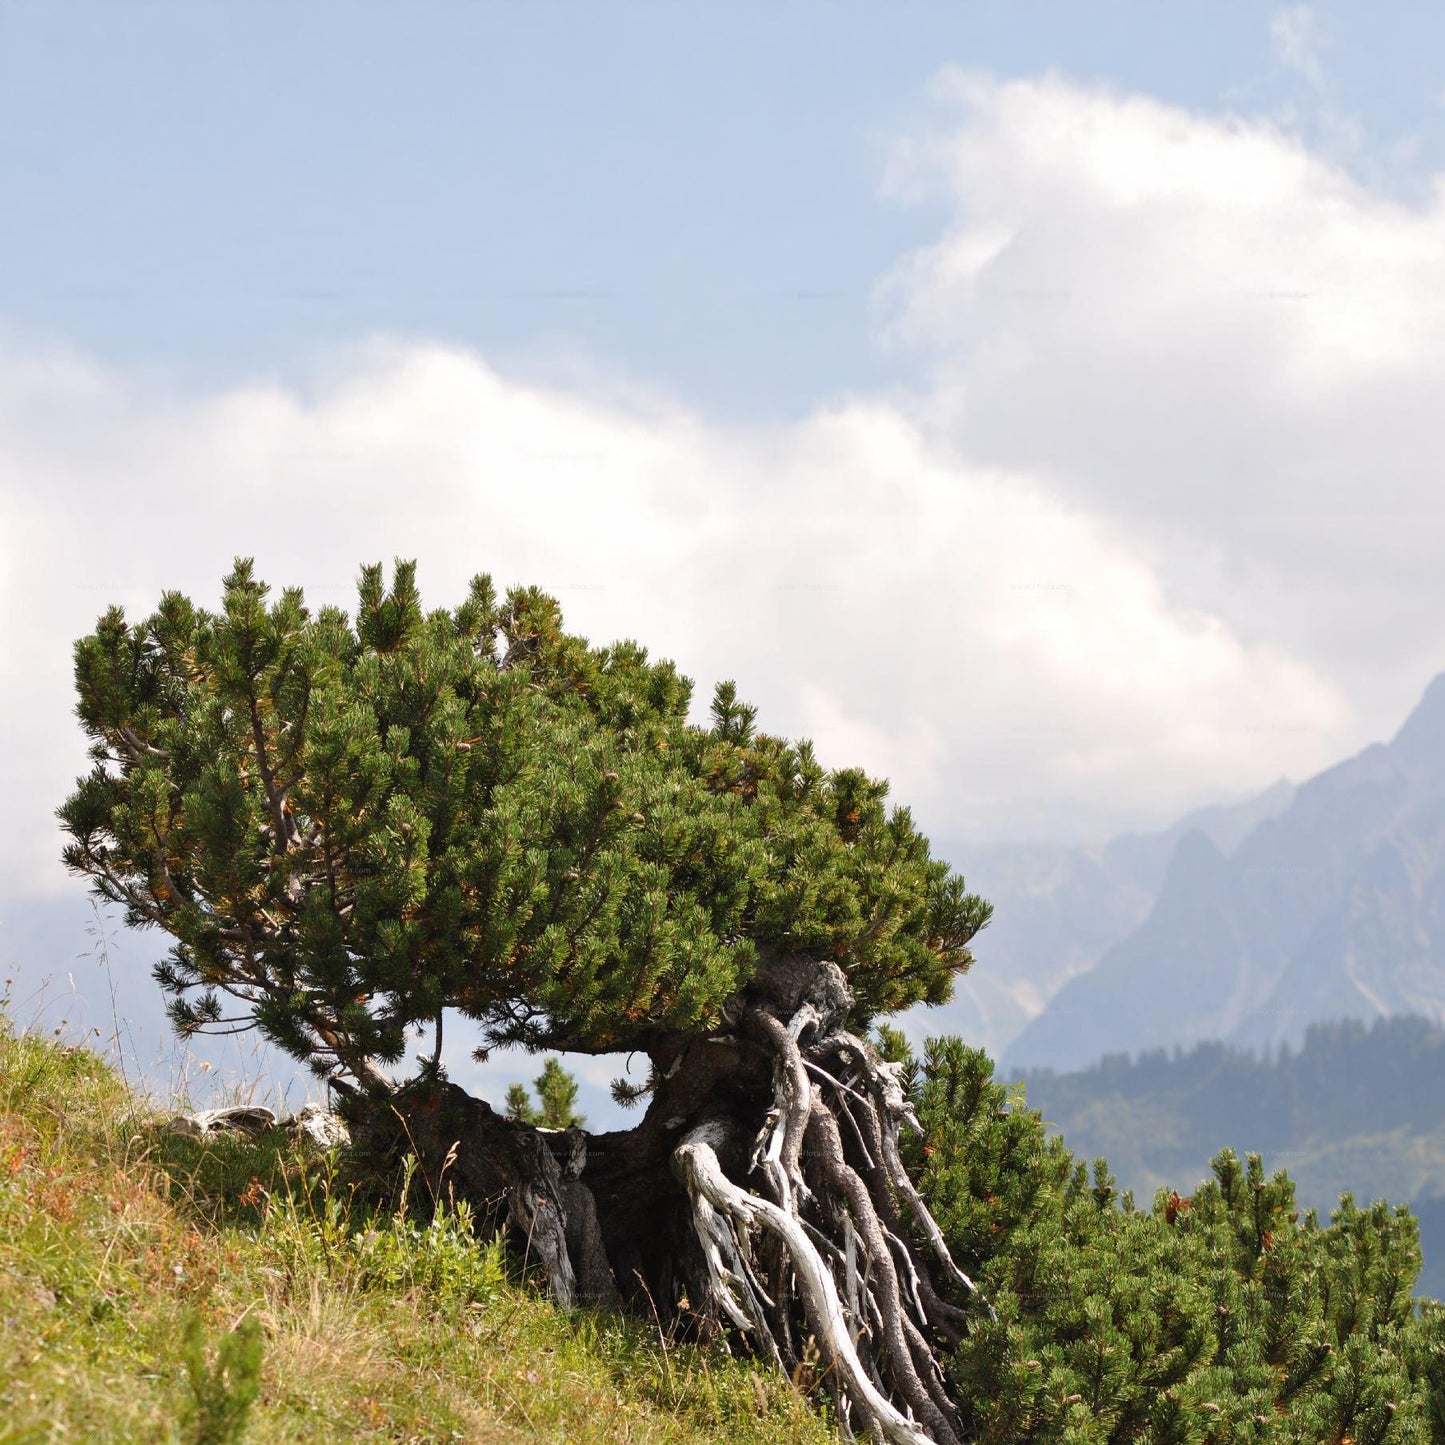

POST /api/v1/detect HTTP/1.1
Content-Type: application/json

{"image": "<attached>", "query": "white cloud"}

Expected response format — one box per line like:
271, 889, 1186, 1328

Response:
18, 67, 1445, 912
1271, 6, 1327, 89
878, 71, 1445, 741
0, 334, 1347, 900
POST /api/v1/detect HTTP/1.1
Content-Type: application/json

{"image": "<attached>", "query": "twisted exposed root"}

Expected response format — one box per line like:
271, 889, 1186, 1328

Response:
804, 1103, 962, 1445
746, 1009, 813, 1212
675, 1120, 936, 1445
831, 1032, 990, 1317
672, 964, 989, 1445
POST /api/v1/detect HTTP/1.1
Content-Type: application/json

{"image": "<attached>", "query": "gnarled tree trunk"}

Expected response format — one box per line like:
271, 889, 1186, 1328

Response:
364, 956, 986, 1445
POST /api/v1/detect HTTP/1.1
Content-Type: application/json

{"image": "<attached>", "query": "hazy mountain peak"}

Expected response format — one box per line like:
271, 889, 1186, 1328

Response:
1164, 826, 1227, 878
920, 775, 1304, 1063
1176, 779, 1295, 858
1002, 677, 1445, 1072
1392, 672, 1445, 767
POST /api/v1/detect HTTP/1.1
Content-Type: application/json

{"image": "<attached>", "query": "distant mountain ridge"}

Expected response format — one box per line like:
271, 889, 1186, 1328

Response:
1003, 674, 1445, 1072
916, 778, 1297, 1061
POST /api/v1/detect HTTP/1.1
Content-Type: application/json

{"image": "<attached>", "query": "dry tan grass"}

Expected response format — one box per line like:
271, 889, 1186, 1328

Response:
0, 1016, 838, 1444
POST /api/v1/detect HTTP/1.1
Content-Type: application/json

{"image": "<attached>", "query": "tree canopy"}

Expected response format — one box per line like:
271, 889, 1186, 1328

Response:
56, 560, 1445, 1443
61, 559, 989, 1087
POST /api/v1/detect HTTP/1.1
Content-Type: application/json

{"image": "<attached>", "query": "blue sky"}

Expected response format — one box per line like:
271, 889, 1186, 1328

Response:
6, 3, 1445, 1111
7, 2, 1445, 416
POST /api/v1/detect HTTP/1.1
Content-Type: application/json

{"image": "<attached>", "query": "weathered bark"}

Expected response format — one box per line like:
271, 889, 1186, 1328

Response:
354, 1078, 619, 1308
360, 956, 985, 1444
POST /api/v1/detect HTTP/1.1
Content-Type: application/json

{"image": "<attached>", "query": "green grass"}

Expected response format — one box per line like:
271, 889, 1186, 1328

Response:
0, 1015, 837, 1443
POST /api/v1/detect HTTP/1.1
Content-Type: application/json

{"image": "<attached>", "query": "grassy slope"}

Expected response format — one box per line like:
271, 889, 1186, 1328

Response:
0, 1017, 837, 1444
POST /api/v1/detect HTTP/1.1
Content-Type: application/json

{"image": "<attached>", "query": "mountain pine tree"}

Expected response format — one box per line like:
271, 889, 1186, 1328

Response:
503, 1058, 585, 1129
503, 1082, 536, 1126
61, 558, 1443, 1442
531, 1057, 584, 1129
61, 559, 990, 1443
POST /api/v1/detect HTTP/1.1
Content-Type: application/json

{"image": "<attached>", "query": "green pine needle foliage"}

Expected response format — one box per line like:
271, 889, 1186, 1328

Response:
60, 560, 990, 1075
901, 1037, 1445, 1443
504, 1057, 586, 1129
504, 1081, 537, 1125
532, 1057, 585, 1129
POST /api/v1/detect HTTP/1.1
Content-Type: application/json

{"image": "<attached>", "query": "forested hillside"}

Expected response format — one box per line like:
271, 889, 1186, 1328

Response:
1020, 1015, 1445, 1297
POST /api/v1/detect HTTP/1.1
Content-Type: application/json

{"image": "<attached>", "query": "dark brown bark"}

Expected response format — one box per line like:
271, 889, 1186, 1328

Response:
353, 955, 986, 1445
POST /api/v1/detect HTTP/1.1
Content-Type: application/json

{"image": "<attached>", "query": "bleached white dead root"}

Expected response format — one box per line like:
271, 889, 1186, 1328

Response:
672, 963, 986, 1445
675, 1122, 936, 1445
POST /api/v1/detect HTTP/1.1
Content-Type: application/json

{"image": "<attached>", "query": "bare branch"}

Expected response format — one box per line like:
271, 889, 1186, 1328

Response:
118, 725, 170, 761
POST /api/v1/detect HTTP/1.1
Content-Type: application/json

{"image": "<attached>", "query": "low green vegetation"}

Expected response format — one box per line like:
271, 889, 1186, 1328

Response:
0, 1014, 833, 1444
6, 1013, 1445, 1441
1019, 1017, 1445, 1298
906, 1037, 1445, 1442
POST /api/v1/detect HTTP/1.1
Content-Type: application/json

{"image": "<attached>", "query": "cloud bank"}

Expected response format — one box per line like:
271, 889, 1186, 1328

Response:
4, 342, 1343, 903
880, 71, 1445, 728
12, 68, 1445, 920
